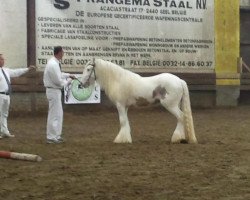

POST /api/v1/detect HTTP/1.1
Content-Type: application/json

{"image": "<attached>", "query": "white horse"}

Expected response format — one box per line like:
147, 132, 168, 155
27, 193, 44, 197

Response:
81, 59, 197, 144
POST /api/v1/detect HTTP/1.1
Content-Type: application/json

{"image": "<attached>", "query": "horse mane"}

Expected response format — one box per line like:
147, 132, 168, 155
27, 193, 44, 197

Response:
94, 59, 141, 102
95, 59, 125, 80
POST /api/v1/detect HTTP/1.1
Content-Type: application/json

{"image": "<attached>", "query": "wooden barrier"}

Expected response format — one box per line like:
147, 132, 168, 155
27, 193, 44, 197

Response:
0, 151, 42, 162
10, 71, 217, 92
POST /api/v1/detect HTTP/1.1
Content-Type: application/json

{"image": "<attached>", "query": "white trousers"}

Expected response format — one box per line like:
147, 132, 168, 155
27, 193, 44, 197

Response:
0, 94, 10, 134
46, 88, 63, 140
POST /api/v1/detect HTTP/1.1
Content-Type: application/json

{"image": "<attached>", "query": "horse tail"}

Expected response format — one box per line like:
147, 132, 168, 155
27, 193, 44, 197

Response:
181, 80, 198, 144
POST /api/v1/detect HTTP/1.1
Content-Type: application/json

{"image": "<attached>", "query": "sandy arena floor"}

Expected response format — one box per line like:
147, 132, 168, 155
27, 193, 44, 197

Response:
0, 105, 249, 200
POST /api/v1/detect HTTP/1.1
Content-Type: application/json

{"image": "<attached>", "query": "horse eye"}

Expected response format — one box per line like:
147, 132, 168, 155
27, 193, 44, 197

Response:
87, 68, 90, 72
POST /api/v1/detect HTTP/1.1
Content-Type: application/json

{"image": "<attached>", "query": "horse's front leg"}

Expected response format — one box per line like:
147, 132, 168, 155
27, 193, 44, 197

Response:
113, 103, 132, 143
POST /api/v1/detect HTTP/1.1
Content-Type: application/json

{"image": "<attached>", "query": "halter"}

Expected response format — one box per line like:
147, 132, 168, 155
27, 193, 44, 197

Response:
78, 59, 96, 89
86, 61, 96, 83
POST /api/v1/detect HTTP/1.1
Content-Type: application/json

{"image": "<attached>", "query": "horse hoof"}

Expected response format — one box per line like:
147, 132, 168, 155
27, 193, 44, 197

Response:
113, 140, 132, 144
113, 137, 132, 143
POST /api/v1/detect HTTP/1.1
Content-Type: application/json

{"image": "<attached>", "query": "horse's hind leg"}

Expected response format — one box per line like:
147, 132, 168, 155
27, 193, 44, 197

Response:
161, 101, 186, 143
113, 103, 132, 143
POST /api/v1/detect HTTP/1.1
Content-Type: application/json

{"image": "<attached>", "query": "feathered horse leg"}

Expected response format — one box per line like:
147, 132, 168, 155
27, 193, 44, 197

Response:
168, 106, 186, 143
113, 103, 132, 143
159, 88, 186, 143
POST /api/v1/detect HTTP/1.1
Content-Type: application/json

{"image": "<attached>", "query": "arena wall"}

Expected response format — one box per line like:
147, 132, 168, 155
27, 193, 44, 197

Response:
0, 0, 241, 112
215, 0, 240, 106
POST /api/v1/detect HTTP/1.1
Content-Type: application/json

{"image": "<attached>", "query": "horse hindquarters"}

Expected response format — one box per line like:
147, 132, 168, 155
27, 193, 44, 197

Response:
181, 80, 198, 144
158, 83, 186, 143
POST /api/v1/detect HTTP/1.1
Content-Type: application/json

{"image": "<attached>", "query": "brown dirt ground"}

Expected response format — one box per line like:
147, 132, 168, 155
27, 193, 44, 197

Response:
0, 105, 250, 200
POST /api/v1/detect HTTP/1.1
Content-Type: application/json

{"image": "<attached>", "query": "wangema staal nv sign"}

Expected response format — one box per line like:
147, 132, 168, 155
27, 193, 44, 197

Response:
36, 0, 214, 70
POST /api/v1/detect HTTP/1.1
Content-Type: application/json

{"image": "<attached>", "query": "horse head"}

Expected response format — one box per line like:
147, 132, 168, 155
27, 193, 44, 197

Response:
80, 59, 96, 88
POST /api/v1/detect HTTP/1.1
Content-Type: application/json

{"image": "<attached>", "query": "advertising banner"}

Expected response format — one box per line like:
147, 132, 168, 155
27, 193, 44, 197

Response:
36, 0, 214, 71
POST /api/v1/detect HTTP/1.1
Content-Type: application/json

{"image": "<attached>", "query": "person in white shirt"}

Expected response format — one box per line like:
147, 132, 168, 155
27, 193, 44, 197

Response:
0, 54, 36, 139
43, 46, 75, 144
